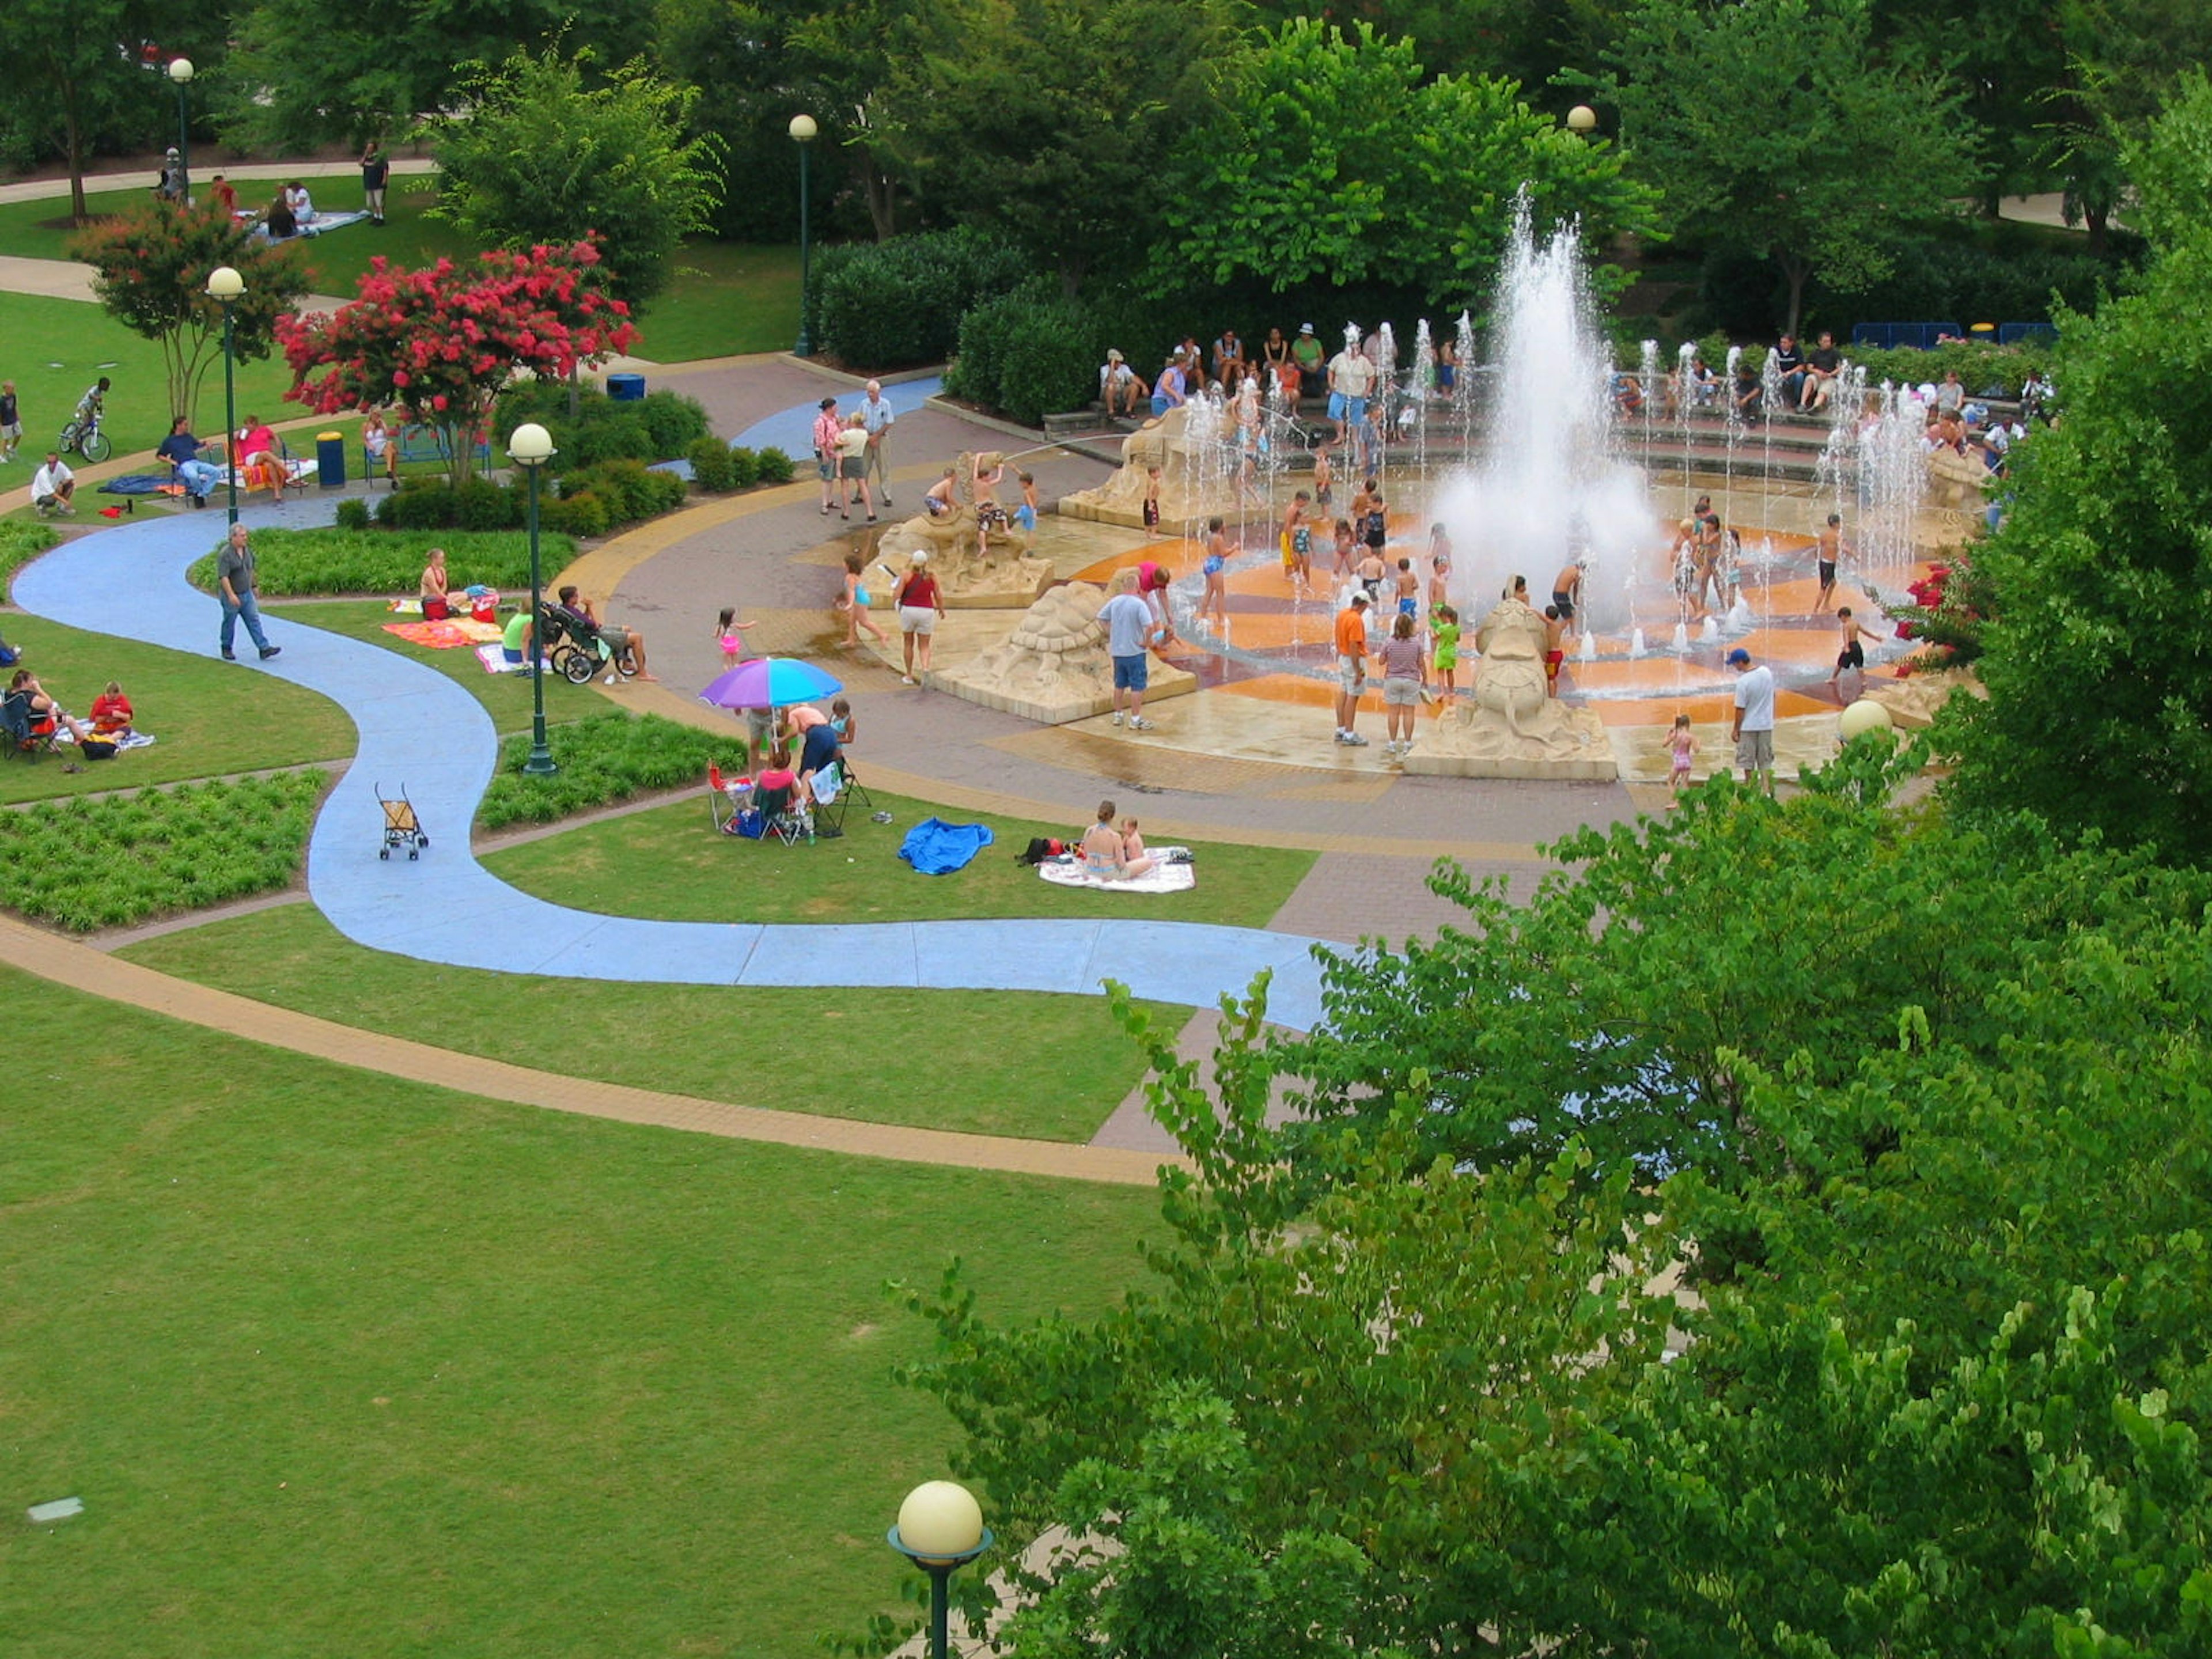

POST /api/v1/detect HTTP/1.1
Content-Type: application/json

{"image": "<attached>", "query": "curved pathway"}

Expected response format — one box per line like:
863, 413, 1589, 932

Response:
12, 510, 1331, 1030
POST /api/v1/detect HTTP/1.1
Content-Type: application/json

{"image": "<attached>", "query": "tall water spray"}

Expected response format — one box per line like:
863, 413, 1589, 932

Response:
1430, 203, 1654, 629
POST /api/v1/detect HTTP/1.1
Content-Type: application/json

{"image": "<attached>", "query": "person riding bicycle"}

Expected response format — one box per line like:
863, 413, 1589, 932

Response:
62, 377, 109, 453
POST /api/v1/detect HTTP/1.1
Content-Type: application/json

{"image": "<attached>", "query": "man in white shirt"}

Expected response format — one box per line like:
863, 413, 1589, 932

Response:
1099, 350, 1147, 418
1728, 646, 1777, 794
31, 452, 74, 515
1097, 575, 1162, 730
1327, 342, 1374, 449
859, 380, 896, 505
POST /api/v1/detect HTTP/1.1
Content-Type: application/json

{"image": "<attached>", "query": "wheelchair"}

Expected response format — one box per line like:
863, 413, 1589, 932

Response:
539, 603, 640, 685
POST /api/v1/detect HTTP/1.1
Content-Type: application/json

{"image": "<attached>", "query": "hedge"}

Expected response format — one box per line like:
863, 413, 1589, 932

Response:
0, 771, 325, 933
478, 711, 749, 829
947, 278, 1101, 427
808, 228, 1029, 369
0, 521, 60, 604
1649, 335, 2054, 400
495, 381, 713, 468
187, 528, 567, 597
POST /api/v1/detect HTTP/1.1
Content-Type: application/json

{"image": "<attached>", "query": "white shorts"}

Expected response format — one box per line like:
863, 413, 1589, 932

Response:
1382, 676, 1419, 706
1338, 653, 1365, 695
898, 606, 936, 635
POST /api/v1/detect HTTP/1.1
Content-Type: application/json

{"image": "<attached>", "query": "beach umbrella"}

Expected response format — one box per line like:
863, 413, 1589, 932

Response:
698, 657, 843, 711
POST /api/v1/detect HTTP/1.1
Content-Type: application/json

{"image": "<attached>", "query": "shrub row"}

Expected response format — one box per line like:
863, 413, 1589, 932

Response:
808, 228, 1029, 370
946, 278, 1103, 427
0, 770, 325, 933
497, 381, 713, 467
186, 528, 566, 597
478, 711, 748, 830
687, 440, 792, 493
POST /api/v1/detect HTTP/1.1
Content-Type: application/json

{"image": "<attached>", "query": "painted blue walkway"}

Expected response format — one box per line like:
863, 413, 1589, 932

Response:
13, 505, 1328, 1029
733, 376, 942, 458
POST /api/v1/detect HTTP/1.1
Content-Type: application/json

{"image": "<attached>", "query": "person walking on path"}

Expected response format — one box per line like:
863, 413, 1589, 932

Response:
360, 143, 389, 223
859, 380, 895, 505
1334, 589, 1372, 747
0, 381, 20, 462
1098, 576, 1159, 731
836, 550, 888, 649
1728, 645, 1775, 793
893, 551, 944, 684
217, 522, 281, 662
812, 397, 842, 516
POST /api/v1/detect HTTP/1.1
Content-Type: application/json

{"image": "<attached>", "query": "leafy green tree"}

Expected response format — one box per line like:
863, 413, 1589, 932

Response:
1157, 19, 1656, 305
892, 0, 1236, 294
72, 203, 310, 426
2036, 2, 2212, 255
1599, 0, 1970, 335
1945, 79, 2212, 866
432, 48, 723, 311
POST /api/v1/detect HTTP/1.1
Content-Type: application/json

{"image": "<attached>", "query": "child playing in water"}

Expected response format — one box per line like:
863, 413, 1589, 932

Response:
1013, 470, 1040, 532
1280, 493, 1306, 578
1312, 442, 1334, 509
1201, 515, 1232, 629
1668, 713, 1695, 796
1542, 605, 1566, 695
1332, 517, 1357, 577
716, 607, 758, 669
1357, 546, 1388, 607
1430, 604, 1460, 699
837, 551, 888, 648
1393, 556, 1420, 620
1142, 465, 1162, 532
1826, 605, 1877, 695
1427, 525, 1452, 608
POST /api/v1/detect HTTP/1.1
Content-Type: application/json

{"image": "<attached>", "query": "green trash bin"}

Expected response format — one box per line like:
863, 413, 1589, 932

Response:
316, 430, 346, 487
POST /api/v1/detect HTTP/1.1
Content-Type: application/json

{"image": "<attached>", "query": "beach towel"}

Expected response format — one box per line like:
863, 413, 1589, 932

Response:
474, 645, 547, 675
97, 474, 173, 495
384, 619, 503, 649
1037, 849, 1195, 893
898, 817, 994, 875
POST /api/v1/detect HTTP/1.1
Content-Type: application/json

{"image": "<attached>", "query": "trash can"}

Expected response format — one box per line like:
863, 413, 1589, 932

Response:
316, 430, 346, 487
606, 373, 646, 402
1969, 322, 1997, 344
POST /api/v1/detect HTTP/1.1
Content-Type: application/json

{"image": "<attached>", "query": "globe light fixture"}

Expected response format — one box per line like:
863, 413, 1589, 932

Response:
507, 422, 560, 777
206, 266, 245, 524
790, 114, 820, 356
1567, 104, 1599, 135
888, 1480, 993, 1659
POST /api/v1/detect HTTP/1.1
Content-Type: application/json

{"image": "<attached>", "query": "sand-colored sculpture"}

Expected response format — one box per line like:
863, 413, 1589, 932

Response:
1859, 664, 1983, 730
1404, 596, 1618, 780
927, 579, 1195, 723
874, 450, 1054, 607
1923, 446, 1995, 527
1058, 403, 1241, 532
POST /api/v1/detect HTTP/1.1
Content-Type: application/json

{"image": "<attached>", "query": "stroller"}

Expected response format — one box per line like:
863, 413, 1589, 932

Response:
540, 602, 640, 685
377, 783, 430, 860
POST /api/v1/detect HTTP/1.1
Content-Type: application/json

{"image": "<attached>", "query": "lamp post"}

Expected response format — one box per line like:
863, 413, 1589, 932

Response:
790, 113, 818, 357
888, 1481, 993, 1659
206, 265, 244, 525
507, 422, 559, 777
1566, 104, 1599, 136
168, 58, 195, 203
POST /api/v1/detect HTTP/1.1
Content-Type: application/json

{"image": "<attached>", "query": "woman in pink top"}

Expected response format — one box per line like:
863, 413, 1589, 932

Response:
1377, 611, 1426, 757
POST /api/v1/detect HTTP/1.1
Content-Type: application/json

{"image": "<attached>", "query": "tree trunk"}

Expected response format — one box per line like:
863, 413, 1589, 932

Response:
2085, 203, 2109, 257
857, 152, 897, 243
62, 80, 87, 224
1778, 254, 1810, 341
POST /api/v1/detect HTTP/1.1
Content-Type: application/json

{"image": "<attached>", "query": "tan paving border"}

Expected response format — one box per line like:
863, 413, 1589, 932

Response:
1, 912, 1183, 1186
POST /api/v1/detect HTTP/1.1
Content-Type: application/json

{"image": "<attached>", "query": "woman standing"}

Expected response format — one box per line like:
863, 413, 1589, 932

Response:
893, 552, 944, 685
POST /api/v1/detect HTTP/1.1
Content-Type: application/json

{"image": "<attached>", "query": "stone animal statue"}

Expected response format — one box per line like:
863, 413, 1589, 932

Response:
1470, 597, 1552, 736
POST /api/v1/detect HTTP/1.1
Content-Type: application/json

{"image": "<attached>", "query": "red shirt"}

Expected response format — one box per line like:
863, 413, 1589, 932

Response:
898, 571, 940, 609
89, 692, 132, 732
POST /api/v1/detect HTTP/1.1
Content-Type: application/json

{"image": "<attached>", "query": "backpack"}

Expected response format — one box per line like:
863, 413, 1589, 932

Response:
1016, 836, 1065, 866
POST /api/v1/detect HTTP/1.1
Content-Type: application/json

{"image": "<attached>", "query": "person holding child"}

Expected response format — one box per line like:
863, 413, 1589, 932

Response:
1080, 799, 1154, 882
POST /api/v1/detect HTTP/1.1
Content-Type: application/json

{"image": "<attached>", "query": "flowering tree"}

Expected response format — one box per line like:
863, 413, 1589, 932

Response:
278, 240, 638, 488
73, 202, 309, 433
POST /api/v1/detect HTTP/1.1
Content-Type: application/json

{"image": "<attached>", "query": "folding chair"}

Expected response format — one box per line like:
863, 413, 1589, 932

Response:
808, 763, 849, 836
1, 690, 59, 763
753, 782, 808, 846
835, 756, 877, 815
706, 763, 741, 834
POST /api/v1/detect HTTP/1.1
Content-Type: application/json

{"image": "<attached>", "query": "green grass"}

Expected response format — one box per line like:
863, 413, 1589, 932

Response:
0, 615, 354, 805
0, 520, 61, 601
629, 241, 803, 363
119, 903, 1163, 1141
487, 789, 1318, 930
0, 291, 301, 488
0, 960, 1158, 1659
0, 771, 324, 931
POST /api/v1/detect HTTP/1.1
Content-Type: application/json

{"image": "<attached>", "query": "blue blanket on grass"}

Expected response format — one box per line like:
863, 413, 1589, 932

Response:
898, 817, 994, 876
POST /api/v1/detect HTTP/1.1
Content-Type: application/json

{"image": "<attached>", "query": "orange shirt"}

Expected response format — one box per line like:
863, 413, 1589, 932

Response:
1334, 606, 1367, 659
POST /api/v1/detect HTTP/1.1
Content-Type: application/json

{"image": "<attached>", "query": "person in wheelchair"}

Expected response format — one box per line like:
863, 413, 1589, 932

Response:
553, 585, 655, 680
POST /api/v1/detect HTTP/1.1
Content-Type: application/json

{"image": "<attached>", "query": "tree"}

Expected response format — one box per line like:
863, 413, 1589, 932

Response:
892, 0, 1237, 294
73, 203, 310, 429
1156, 19, 1657, 305
1944, 77, 2212, 866
1600, 0, 1971, 335
278, 243, 638, 489
2036, 0, 2212, 255
218, 0, 652, 150
432, 48, 724, 313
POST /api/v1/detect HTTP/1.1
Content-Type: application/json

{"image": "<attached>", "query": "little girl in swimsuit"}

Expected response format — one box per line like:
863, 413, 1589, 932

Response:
1668, 713, 1696, 797
716, 607, 757, 669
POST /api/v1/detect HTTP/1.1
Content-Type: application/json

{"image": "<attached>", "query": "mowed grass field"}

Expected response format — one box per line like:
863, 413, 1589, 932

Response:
0, 963, 1161, 1658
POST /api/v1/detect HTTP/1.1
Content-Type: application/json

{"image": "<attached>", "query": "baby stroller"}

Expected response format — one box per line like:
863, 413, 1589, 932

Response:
540, 602, 640, 685
377, 783, 430, 860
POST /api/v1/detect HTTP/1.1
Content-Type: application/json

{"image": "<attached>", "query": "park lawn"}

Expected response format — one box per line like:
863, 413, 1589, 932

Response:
119, 903, 1164, 1142
628, 241, 803, 363
0, 291, 298, 482
265, 599, 606, 734
0, 961, 1158, 1659
486, 789, 1319, 930
0, 613, 354, 805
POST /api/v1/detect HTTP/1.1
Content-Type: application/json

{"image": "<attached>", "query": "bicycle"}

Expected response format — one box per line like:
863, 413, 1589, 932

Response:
58, 409, 112, 464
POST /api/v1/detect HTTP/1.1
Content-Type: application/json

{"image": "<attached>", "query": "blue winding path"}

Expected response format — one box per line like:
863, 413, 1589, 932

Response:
13, 507, 1329, 1029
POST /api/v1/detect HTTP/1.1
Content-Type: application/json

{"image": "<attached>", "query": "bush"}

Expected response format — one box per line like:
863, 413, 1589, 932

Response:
637, 390, 710, 457
560, 459, 687, 524
752, 447, 794, 484
498, 380, 712, 468
0, 520, 61, 604
568, 408, 654, 467
725, 446, 760, 488
377, 481, 458, 530
949, 278, 1102, 426
478, 711, 749, 830
809, 228, 1029, 369
456, 478, 525, 532
539, 490, 611, 540
186, 528, 565, 596
0, 771, 326, 933
688, 436, 737, 493
333, 497, 372, 532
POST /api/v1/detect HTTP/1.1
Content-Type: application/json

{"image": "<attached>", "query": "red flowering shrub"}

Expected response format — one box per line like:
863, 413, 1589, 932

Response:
1887, 554, 1991, 674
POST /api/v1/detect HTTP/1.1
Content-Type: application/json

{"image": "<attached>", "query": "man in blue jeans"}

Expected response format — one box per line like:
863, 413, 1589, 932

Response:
217, 522, 281, 662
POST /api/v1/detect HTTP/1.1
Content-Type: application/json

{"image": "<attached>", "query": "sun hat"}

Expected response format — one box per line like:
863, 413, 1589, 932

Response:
910, 550, 928, 564
1299, 323, 1315, 335
1107, 349, 1123, 363
1349, 590, 1370, 606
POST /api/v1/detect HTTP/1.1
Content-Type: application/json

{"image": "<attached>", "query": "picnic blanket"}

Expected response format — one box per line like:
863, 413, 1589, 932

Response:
384, 619, 504, 649
899, 817, 994, 875
97, 474, 175, 496
1038, 849, 1195, 894
55, 729, 157, 750
474, 644, 548, 676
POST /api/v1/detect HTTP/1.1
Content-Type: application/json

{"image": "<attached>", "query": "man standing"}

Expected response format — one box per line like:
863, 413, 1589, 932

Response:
1327, 338, 1373, 450
31, 452, 74, 514
1728, 646, 1775, 793
812, 396, 842, 516
217, 522, 282, 662
859, 380, 895, 505
1334, 589, 1372, 747
1097, 574, 1159, 731
361, 142, 390, 224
